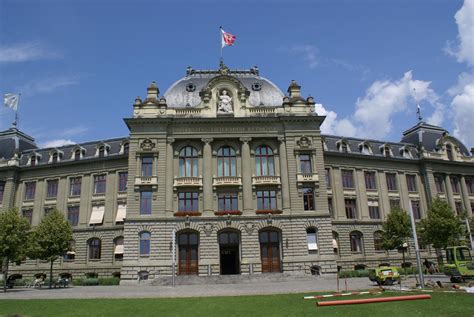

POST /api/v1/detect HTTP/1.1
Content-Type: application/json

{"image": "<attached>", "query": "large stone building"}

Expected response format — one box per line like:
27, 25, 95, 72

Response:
1, 63, 473, 282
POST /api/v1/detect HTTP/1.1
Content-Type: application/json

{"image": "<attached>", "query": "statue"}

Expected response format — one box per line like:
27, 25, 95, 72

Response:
217, 89, 233, 113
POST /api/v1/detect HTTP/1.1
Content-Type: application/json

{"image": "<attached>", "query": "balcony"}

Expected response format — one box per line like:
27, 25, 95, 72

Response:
135, 176, 158, 186
173, 177, 203, 188
213, 176, 242, 188
252, 175, 281, 186
296, 173, 319, 185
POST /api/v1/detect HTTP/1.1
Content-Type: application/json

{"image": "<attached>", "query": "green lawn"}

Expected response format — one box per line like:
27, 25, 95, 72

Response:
0, 292, 473, 317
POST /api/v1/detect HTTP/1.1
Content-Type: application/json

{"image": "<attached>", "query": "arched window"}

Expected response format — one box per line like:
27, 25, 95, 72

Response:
123, 143, 129, 155
88, 238, 101, 260
361, 144, 371, 155
217, 146, 236, 177
74, 149, 81, 161
139, 232, 151, 255
114, 236, 124, 260
332, 231, 339, 254
349, 231, 363, 253
255, 145, 274, 176
382, 146, 391, 157
446, 144, 454, 161
98, 146, 105, 158
52, 152, 58, 164
306, 228, 318, 253
338, 142, 349, 153
374, 231, 384, 251
30, 155, 37, 166
179, 146, 198, 177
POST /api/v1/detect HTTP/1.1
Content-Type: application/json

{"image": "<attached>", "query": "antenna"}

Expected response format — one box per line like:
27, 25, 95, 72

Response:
413, 88, 422, 122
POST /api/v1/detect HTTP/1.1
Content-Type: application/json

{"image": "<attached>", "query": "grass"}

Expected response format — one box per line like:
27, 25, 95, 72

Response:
0, 292, 472, 317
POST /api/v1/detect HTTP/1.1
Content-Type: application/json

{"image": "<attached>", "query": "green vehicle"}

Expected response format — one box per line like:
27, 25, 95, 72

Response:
444, 246, 474, 283
368, 266, 400, 285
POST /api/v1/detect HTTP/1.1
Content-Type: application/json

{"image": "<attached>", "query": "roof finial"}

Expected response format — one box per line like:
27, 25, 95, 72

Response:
413, 88, 423, 122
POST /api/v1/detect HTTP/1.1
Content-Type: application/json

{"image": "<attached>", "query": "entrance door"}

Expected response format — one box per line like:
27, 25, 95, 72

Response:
178, 232, 199, 275
259, 230, 281, 273
219, 231, 240, 275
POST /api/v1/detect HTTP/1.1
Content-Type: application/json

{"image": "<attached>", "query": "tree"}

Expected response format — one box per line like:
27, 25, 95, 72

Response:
28, 209, 72, 289
0, 208, 31, 292
418, 198, 463, 266
382, 207, 411, 251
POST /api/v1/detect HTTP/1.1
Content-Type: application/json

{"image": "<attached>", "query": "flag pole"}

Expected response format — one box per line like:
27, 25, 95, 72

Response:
219, 26, 223, 65
13, 93, 21, 129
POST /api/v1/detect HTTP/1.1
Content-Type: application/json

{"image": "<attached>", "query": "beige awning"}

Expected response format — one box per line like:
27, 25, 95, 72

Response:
115, 204, 127, 223
114, 244, 124, 255
66, 251, 76, 255
332, 238, 338, 249
89, 205, 105, 225
368, 200, 379, 206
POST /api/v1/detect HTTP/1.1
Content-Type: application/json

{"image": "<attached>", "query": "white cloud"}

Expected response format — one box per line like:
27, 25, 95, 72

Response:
451, 80, 474, 147
290, 45, 319, 68
0, 42, 60, 63
316, 71, 441, 139
40, 139, 75, 148
445, 0, 474, 66
20, 76, 79, 94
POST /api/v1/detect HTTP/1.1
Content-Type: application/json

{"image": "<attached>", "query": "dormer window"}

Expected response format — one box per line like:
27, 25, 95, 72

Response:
99, 146, 105, 158
446, 144, 454, 161
52, 153, 58, 164
401, 148, 412, 159
31, 155, 36, 166
123, 143, 129, 155
381, 146, 392, 157
337, 140, 350, 153
74, 149, 81, 161
359, 142, 371, 155
341, 143, 348, 153
95, 143, 110, 158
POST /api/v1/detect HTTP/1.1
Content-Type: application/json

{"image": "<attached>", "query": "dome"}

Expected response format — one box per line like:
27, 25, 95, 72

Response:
164, 66, 285, 108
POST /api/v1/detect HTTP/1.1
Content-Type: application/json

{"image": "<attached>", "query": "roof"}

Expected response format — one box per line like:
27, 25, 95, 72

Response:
0, 128, 37, 160
164, 65, 285, 108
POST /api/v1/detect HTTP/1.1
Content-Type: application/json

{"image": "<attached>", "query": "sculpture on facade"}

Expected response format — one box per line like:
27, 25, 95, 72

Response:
217, 89, 233, 113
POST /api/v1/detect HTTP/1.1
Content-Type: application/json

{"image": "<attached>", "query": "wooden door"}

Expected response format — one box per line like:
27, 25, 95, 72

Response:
260, 230, 281, 273
178, 232, 199, 275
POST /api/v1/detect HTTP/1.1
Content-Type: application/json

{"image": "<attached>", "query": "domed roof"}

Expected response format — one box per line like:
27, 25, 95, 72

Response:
164, 65, 285, 108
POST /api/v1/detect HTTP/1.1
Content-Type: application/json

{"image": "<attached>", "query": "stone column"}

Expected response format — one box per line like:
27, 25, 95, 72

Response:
278, 137, 290, 212
445, 174, 455, 211
165, 138, 175, 215
202, 138, 214, 215
460, 175, 471, 217
240, 137, 253, 213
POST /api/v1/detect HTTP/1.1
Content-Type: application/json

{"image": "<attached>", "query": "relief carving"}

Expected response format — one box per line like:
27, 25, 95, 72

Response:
140, 138, 155, 151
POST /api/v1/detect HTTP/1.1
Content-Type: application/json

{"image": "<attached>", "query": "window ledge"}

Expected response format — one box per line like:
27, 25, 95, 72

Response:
214, 210, 242, 216
256, 209, 283, 215
174, 212, 202, 217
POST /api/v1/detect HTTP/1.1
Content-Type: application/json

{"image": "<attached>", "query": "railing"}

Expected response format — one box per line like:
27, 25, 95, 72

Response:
248, 107, 276, 114
213, 176, 242, 187
175, 108, 202, 115
174, 177, 203, 187
135, 176, 158, 186
296, 173, 319, 183
252, 175, 281, 186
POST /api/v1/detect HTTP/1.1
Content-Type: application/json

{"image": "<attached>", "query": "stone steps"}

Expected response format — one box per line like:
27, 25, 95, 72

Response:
150, 272, 320, 286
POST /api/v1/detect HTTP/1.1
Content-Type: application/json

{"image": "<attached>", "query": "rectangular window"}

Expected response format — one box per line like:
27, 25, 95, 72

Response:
389, 198, 400, 210
386, 173, 397, 191
302, 187, 315, 211
22, 209, 33, 224
341, 170, 354, 189
257, 190, 277, 211
67, 205, 79, 226
450, 176, 460, 194
455, 201, 463, 216
306, 230, 318, 252
328, 197, 333, 217
69, 177, 82, 196
118, 172, 128, 192
24, 182, 36, 200
411, 200, 421, 220
0, 181, 5, 203
466, 176, 474, 194
218, 192, 238, 212
93, 175, 106, 194
325, 168, 331, 188
345, 198, 357, 219
178, 192, 199, 212
46, 179, 58, 198
140, 191, 152, 215
364, 171, 377, 190
368, 201, 380, 219
434, 174, 445, 193
299, 154, 312, 174
141, 156, 153, 177
406, 175, 417, 192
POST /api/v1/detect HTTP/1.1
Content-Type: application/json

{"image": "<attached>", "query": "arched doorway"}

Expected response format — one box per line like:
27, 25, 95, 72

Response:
259, 229, 281, 273
218, 230, 240, 275
178, 231, 199, 275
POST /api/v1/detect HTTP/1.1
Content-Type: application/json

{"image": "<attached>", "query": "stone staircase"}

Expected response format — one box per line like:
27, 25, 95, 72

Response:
150, 272, 322, 286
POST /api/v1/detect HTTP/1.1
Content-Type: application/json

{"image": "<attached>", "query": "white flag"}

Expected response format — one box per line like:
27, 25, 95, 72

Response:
4, 93, 19, 110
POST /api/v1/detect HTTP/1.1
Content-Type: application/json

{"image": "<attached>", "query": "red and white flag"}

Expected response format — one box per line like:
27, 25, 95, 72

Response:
221, 28, 236, 48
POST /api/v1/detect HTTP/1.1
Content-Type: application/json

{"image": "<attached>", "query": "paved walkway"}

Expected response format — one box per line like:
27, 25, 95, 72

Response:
0, 275, 450, 300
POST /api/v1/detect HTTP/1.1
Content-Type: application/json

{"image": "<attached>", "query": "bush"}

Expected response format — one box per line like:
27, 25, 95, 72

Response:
338, 269, 369, 278
72, 277, 120, 286
13, 279, 30, 287
98, 277, 120, 286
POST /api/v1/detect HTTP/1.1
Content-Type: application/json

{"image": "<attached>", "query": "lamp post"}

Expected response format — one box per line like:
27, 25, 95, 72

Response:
408, 204, 424, 288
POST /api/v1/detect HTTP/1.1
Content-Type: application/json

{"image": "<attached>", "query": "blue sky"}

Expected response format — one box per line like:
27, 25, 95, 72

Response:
1, 0, 473, 149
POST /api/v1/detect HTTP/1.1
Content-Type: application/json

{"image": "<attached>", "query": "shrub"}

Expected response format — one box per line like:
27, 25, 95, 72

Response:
98, 277, 120, 286
338, 269, 370, 278
73, 278, 99, 286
